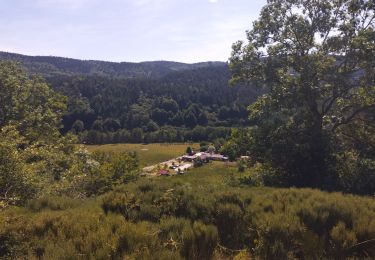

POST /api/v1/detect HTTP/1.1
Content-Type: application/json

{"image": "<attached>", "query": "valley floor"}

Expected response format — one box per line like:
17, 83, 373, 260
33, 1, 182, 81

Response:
85, 143, 199, 167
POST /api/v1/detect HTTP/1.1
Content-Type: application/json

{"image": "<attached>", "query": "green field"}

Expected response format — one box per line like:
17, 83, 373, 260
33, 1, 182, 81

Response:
85, 143, 200, 167
166, 161, 238, 186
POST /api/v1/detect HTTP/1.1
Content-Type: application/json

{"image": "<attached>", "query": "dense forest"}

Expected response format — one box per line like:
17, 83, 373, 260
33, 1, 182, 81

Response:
0, 52, 262, 144
0, 51, 224, 78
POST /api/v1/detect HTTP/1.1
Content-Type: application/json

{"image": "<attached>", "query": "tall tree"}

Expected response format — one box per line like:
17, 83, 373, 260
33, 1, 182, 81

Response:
229, 0, 375, 190
0, 62, 90, 206
0, 61, 67, 143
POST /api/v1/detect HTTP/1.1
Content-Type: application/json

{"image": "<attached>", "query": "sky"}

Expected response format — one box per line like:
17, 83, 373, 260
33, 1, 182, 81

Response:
0, 0, 267, 63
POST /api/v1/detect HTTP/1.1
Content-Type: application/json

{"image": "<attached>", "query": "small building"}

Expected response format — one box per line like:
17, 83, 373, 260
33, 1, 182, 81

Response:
182, 153, 228, 162
240, 156, 250, 160
209, 154, 229, 161
175, 163, 192, 172
182, 155, 198, 162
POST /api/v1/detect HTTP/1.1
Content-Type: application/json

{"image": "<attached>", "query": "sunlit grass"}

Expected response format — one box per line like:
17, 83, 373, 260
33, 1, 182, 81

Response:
2, 159, 375, 259
85, 143, 200, 167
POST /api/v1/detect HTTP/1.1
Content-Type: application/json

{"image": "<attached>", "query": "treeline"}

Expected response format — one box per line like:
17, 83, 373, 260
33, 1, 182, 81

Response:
44, 65, 262, 143
0, 51, 224, 78
81, 126, 231, 144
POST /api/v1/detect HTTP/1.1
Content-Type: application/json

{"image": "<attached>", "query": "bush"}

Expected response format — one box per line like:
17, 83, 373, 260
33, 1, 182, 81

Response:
245, 189, 375, 258
27, 196, 81, 211
85, 151, 139, 196
215, 203, 246, 249
181, 221, 218, 260
3, 177, 375, 259
102, 192, 140, 221
336, 151, 375, 195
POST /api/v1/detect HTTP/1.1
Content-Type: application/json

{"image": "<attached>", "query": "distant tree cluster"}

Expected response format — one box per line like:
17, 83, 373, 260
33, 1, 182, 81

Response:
80, 126, 232, 144
0, 51, 226, 78
0, 53, 263, 144
44, 65, 262, 143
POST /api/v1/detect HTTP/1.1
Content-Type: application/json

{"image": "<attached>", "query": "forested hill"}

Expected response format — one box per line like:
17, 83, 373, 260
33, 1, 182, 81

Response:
0, 52, 262, 144
0, 51, 225, 78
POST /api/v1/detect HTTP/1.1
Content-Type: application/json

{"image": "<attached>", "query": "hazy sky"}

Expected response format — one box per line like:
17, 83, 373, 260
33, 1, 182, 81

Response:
0, 0, 266, 63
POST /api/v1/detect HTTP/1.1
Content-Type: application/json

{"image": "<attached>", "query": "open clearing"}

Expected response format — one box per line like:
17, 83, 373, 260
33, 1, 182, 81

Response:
85, 143, 200, 167
172, 161, 239, 186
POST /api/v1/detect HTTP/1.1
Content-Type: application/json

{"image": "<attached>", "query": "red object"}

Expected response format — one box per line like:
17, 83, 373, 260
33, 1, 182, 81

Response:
159, 170, 170, 175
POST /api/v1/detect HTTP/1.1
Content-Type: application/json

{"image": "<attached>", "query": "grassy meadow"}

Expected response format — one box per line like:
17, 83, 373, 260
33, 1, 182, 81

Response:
85, 143, 200, 167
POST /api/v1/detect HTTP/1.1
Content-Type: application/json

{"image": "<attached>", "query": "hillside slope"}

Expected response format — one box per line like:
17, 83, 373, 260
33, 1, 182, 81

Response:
0, 51, 226, 78
0, 52, 261, 143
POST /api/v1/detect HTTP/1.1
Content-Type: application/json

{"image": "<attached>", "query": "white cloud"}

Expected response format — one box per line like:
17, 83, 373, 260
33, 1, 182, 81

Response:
35, 0, 95, 11
209, 0, 218, 3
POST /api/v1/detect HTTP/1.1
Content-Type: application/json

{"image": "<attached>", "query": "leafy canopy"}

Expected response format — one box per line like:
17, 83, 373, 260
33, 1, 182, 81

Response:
229, 0, 375, 191
0, 61, 66, 143
0, 62, 90, 206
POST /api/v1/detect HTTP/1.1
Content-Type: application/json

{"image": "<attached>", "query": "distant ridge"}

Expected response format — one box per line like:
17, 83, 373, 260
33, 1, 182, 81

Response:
0, 51, 227, 79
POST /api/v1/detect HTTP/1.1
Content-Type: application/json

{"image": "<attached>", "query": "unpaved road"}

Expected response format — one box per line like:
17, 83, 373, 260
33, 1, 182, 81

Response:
142, 158, 193, 177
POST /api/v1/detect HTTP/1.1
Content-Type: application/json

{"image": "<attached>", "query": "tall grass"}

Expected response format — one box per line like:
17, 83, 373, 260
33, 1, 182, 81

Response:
85, 143, 199, 167
1, 164, 375, 259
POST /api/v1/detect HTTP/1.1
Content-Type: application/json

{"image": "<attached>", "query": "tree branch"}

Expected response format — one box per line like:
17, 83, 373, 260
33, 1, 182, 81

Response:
332, 105, 375, 132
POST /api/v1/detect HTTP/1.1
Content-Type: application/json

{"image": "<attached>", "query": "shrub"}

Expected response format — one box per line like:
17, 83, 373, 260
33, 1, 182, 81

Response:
102, 192, 140, 221
215, 203, 246, 250
27, 196, 81, 211
137, 182, 157, 193
181, 221, 218, 260
85, 151, 139, 196
4, 177, 375, 259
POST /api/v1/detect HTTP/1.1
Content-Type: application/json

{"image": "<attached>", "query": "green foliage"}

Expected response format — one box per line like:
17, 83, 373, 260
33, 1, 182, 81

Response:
99, 173, 375, 258
220, 128, 252, 161
0, 51, 262, 144
0, 62, 140, 206
193, 157, 204, 167
27, 196, 82, 212
335, 150, 375, 195
0, 127, 36, 208
183, 221, 218, 260
71, 119, 84, 133
0, 159, 375, 259
0, 51, 225, 78
85, 151, 139, 196
0, 62, 79, 206
237, 160, 246, 173
229, 0, 375, 193
215, 203, 245, 249
51, 66, 257, 143
0, 207, 169, 259
0, 61, 67, 143
2, 166, 375, 259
